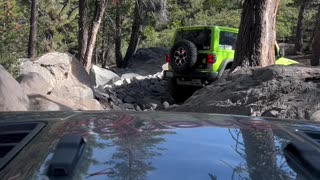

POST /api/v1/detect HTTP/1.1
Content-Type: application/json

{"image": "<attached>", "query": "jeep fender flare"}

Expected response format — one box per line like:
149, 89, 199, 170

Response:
217, 59, 233, 78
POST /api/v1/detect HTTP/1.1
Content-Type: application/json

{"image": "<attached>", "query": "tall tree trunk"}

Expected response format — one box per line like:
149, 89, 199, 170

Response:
84, 0, 106, 73
311, 5, 320, 66
101, 19, 109, 68
295, 0, 309, 54
79, 0, 89, 64
28, 0, 38, 59
122, 1, 142, 68
231, 0, 280, 71
115, 2, 123, 68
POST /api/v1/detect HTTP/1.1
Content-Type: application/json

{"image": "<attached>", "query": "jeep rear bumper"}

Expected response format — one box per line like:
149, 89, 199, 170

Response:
163, 70, 218, 82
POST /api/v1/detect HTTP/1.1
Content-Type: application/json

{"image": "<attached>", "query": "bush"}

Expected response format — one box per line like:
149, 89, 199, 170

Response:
140, 26, 175, 48
0, 54, 20, 77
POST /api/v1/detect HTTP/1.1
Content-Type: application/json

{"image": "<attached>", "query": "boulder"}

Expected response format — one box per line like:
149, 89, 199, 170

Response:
93, 87, 110, 100
169, 66, 320, 121
311, 111, 320, 121
279, 43, 296, 55
28, 94, 103, 111
0, 65, 29, 111
122, 103, 135, 110
18, 52, 103, 111
20, 52, 94, 100
123, 95, 136, 103
121, 73, 141, 79
163, 101, 170, 109
90, 65, 120, 87
18, 72, 50, 95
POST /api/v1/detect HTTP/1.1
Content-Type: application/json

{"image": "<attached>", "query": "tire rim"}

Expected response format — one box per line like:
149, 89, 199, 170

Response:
174, 47, 187, 66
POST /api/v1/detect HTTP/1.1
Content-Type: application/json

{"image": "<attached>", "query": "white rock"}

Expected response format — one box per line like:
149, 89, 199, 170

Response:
90, 65, 120, 87
163, 101, 170, 109
125, 78, 131, 84
103, 84, 112, 89
136, 76, 146, 80
0, 65, 29, 111
17, 52, 105, 111
18, 72, 51, 95
114, 80, 124, 86
121, 73, 141, 79
20, 52, 94, 101
311, 111, 320, 121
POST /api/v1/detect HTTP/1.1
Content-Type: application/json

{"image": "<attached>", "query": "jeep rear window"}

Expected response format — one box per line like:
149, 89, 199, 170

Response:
175, 30, 211, 50
219, 32, 237, 50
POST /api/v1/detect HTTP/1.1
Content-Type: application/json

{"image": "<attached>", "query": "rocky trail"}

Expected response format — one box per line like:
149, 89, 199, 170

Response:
92, 48, 178, 111
1, 47, 320, 121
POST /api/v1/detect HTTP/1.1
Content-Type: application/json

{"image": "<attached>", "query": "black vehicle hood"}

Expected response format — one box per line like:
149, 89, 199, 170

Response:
1, 111, 320, 180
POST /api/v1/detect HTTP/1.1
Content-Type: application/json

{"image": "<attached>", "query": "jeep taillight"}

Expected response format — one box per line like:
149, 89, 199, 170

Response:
207, 54, 215, 64
166, 54, 170, 63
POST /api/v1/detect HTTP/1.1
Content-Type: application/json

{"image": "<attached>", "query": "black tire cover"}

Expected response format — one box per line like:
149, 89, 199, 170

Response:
170, 40, 197, 73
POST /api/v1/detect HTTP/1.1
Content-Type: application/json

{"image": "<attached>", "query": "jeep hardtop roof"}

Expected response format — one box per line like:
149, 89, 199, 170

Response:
175, 25, 239, 33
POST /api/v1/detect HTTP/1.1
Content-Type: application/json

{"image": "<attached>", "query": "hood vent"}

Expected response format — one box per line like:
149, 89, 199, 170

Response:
0, 122, 45, 170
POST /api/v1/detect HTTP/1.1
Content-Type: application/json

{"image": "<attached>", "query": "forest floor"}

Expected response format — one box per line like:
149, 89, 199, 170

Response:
287, 54, 311, 66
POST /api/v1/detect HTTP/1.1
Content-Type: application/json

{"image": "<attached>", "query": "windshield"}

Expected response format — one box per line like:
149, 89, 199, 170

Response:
175, 29, 211, 50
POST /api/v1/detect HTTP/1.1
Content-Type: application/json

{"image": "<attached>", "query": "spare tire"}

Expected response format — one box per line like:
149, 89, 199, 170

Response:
170, 40, 198, 74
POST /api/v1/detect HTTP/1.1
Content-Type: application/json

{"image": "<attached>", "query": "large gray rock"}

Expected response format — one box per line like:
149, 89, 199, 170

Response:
18, 72, 50, 95
121, 73, 141, 79
90, 65, 120, 87
279, 43, 296, 55
0, 65, 29, 111
170, 66, 320, 121
28, 94, 103, 111
311, 111, 320, 121
18, 52, 102, 111
20, 52, 94, 100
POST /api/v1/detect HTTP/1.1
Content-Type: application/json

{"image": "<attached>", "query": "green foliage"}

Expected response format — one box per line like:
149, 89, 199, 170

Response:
38, 0, 79, 53
0, 0, 29, 55
140, 0, 316, 47
0, 54, 20, 77
0, 0, 28, 74
0, 0, 318, 73
276, 0, 299, 41
140, 26, 175, 47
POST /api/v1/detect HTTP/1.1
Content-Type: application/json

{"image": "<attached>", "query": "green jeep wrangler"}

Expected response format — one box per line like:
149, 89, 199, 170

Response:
163, 26, 298, 89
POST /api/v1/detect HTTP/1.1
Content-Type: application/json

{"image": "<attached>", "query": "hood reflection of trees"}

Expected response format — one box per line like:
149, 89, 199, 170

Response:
104, 121, 175, 180
228, 128, 296, 180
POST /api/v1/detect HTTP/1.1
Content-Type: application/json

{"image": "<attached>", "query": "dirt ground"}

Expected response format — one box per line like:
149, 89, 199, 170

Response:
287, 54, 311, 66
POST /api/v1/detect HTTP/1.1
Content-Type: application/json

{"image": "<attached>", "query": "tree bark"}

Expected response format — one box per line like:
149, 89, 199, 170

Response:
311, 5, 320, 66
28, 0, 38, 59
231, 0, 280, 71
101, 19, 109, 68
79, 0, 89, 64
295, 0, 309, 54
115, 2, 123, 68
122, 1, 142, 68
83, 0, 106, 73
